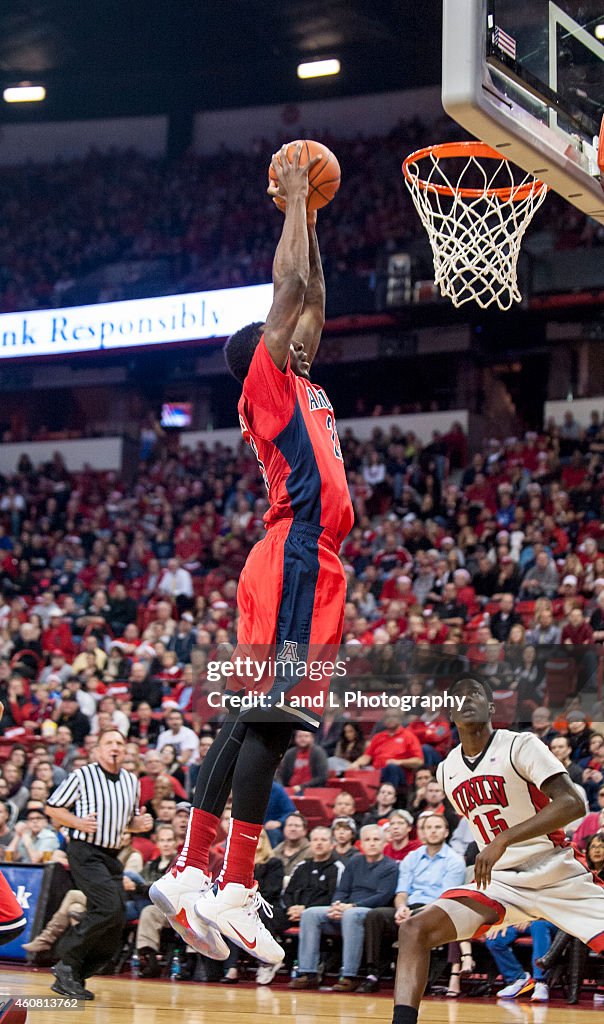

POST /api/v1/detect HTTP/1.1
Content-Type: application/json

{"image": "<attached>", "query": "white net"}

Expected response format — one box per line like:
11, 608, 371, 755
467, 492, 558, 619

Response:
403, 144, 548, 310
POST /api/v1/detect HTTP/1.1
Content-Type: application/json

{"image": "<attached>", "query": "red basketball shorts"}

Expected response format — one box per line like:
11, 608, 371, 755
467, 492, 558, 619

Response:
225, 518, 346, 729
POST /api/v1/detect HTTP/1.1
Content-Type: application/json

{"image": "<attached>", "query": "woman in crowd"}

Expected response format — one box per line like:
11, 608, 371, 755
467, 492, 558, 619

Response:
332, 722, 366, 768
159, 743, 187, 789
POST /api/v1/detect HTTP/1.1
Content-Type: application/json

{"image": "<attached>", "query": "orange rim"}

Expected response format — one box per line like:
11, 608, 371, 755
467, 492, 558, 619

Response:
402, 141, 548, 201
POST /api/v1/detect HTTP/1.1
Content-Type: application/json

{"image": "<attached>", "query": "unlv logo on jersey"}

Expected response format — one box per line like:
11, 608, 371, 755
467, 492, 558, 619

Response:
452, 775, 509, 817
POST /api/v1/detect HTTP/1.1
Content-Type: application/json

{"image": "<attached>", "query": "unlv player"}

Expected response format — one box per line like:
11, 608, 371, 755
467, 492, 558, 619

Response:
392, 677, 604, 1024
0, 701, 27, 946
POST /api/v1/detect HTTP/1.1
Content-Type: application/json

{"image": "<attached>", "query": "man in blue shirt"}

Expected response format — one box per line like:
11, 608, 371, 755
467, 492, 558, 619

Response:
290, 824, 398, 992
358, 814, 466, 992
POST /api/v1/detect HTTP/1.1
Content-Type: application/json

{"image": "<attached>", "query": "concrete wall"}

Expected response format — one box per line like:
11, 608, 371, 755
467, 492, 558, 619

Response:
183, 409, 469, 452
0, 438, 123, 474
544, 397, 604, 427
193, 87, 442, 155
0, 117, 168, 165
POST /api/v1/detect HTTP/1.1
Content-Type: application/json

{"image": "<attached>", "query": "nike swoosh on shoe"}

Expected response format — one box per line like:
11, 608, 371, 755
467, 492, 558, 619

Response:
230, 925, 257, 950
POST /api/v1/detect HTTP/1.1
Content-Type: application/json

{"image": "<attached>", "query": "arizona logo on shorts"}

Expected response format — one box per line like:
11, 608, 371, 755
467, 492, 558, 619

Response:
277, 641, 299, 662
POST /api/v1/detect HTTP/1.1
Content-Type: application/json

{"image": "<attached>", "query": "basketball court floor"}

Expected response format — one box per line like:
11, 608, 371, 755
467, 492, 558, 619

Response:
1, 968, 602, 1023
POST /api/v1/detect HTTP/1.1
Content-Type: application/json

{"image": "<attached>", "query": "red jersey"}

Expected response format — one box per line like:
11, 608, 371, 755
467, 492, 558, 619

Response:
238, 337, 354, 545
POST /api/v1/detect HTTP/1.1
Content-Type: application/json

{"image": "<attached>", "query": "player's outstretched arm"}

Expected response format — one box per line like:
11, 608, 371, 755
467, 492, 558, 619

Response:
473, 772, 585, 889
290, 213, 325, 368
264, 143, 319, 370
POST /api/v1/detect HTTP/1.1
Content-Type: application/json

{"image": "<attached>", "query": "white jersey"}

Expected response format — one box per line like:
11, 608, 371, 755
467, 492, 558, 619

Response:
437, 729, 568, 871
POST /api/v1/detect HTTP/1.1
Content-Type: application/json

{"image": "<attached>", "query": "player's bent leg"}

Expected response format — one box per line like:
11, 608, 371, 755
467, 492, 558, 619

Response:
393, 898, 499, 1016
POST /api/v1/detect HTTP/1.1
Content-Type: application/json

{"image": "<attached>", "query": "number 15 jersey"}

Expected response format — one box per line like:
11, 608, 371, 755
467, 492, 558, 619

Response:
437, 729, 569, 871
238, 336, 354, 545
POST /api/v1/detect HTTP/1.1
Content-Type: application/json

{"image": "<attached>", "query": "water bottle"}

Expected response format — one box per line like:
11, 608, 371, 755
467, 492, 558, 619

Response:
170, 953, 181, 981
130, 951, 140, 979
290, 959, 298, 981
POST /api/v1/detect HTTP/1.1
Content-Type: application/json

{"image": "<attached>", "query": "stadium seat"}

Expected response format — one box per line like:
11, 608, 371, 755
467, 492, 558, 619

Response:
492, 690, 518, 728
544, 657, 577, 707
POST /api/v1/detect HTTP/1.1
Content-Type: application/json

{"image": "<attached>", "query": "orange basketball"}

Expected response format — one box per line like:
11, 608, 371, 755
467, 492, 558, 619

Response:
268, 139, 341, 212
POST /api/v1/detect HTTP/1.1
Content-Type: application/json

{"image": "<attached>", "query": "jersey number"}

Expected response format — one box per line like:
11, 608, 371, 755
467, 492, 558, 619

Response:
472, 809, 510, 844
325, 414, 343, 461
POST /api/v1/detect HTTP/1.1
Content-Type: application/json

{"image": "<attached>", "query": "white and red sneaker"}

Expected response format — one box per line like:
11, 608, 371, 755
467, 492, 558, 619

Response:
149, 866, 229, 961
195, 882, 284, 965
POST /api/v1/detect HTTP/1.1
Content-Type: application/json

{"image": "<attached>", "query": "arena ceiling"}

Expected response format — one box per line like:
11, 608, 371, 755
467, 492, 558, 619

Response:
0, 0, 443, 122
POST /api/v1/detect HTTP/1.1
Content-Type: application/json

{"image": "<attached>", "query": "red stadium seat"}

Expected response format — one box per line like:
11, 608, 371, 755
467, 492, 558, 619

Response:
492, 690, 518, 727
544, 657, 577, 707
342, 768, 381, 789
329, 771, 380, 811
514, 600, 536, 626
291, 787, 340, 826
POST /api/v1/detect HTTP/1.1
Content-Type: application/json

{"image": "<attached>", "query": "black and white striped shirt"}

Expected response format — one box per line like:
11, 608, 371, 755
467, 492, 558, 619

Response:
47, 763, 140, 850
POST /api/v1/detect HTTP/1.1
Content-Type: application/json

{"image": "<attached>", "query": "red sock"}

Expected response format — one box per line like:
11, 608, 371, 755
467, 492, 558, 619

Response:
175, 808, 219, 874
218, 818, 260, 888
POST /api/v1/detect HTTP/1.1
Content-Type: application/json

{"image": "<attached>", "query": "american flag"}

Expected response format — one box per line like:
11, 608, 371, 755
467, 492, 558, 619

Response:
493, 25, 517, 60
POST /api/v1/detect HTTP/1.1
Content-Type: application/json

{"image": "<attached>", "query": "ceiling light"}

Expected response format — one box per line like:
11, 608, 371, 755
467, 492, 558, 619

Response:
3, 83, 46, 103
297, 59, 341, 80
595, 24, 604, 40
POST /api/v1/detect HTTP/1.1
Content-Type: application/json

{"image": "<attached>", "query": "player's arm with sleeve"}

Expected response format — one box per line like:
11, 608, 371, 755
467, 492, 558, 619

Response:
290, 212, 325, 368
474, 733, 585, 889
263, 143, 315, 371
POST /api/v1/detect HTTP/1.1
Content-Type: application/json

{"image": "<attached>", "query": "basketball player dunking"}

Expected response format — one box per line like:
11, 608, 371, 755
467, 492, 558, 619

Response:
150, 144, 353, 965
392, 676, 604, 1024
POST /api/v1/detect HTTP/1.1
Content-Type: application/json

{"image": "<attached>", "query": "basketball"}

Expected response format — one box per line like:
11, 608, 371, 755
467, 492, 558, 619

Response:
0, 1003, 27, 1024
268, 139, 341, 212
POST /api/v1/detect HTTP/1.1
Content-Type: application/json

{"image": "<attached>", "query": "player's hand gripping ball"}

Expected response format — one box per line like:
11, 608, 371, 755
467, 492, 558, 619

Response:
268, 139, 341, 212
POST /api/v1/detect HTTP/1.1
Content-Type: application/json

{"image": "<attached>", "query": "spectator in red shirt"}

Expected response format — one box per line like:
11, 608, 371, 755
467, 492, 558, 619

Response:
347, 711, 423, 790
138, 749, 187, 804
277, 731, 329, 795
561, 451, 587, 490
41, 609, 76, 659
383, 809, 423, 862
561, 606, 594, 645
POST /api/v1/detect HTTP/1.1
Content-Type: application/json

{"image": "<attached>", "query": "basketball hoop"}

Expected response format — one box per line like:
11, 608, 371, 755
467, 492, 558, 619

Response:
402, 142, 548, 310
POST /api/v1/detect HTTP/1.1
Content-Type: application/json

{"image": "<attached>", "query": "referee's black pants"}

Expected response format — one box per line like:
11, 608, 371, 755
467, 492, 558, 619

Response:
56, 840, 125, 981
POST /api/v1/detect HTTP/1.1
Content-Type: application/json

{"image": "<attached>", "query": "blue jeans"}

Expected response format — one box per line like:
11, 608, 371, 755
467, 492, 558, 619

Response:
485, 922, 556, 982
298, 905, 371, 978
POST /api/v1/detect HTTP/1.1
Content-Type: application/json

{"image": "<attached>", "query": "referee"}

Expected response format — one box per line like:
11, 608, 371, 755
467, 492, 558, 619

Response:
46, 727, 153, 999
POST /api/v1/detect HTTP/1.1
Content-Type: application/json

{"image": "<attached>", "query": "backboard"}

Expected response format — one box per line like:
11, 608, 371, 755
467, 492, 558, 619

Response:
442, 0, 604, 224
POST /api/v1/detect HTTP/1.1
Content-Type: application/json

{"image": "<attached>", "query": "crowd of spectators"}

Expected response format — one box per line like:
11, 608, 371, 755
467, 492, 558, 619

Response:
0, 115, 602, 315
0, 404, 602, 992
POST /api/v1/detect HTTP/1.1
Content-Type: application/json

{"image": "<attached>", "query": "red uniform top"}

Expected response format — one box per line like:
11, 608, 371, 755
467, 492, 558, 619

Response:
238, 336, 354, 546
